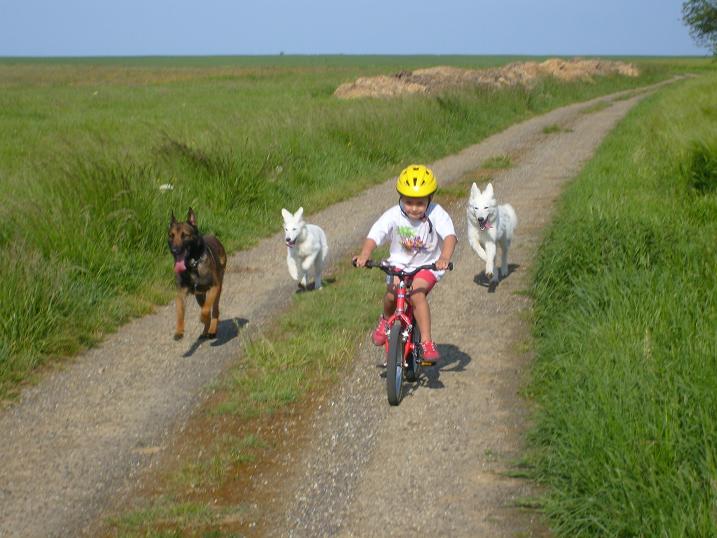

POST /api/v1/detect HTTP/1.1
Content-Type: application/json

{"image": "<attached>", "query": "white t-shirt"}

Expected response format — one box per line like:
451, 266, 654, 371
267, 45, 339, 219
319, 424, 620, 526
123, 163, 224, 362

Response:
367, 203, 456, 278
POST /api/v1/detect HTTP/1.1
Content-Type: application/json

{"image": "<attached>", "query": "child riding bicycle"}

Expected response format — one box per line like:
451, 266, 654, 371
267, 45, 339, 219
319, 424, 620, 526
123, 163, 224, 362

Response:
353, 164, 457, 363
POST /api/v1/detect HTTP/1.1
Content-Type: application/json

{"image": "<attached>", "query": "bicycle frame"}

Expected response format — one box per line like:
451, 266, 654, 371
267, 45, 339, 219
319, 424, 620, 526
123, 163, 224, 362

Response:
383, 275, 418, 369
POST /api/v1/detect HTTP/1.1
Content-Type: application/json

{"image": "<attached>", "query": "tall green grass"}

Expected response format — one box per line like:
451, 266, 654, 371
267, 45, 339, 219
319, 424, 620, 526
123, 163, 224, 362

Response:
0, 57, 686, 398
529, 73, 717, 535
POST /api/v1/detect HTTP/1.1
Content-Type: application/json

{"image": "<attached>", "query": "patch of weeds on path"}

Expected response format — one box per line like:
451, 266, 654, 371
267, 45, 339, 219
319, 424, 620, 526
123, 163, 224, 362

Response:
612, 91, 636, 102
542, 123, 572, 134
580, 100, 611, 114
481, 154, 513, 169
107, 499, 216, 535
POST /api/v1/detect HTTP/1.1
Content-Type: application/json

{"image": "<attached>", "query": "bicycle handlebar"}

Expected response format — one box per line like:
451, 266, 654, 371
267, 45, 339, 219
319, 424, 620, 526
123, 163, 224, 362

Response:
352, 258, 453, 277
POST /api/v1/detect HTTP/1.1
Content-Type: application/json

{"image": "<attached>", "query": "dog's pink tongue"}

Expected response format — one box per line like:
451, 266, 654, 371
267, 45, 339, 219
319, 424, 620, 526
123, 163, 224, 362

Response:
174, 259, 187, 274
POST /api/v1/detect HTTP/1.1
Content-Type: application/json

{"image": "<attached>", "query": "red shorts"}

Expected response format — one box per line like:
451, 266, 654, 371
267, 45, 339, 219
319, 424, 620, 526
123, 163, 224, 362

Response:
387, 269, 438, 294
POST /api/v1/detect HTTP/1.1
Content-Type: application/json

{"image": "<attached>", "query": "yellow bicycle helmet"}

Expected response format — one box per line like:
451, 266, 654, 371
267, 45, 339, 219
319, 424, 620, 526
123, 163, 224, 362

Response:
396, 164, 438, 198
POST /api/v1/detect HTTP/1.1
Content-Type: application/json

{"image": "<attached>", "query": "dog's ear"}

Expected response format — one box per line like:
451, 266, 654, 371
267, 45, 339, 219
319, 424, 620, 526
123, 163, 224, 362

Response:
484, 183, 494, 198
281, 208, 292, 222
187, 207, 197, 227
170, 211, 177, 224
295, 207, 304, 220
470, 182, 480, 199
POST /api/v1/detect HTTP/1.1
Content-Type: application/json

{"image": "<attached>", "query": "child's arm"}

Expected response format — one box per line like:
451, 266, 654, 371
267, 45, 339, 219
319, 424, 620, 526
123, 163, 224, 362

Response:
353, 238, 377, 267
436, 234, 457, 270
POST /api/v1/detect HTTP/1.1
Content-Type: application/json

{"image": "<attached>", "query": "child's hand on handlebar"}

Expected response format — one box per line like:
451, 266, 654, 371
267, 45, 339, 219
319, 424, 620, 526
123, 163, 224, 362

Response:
352, 255, 369, 268
435, 258, 451, 271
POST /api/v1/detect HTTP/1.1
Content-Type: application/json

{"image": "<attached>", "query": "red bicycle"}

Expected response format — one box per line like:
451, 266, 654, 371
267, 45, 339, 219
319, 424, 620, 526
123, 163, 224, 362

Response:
356, 259, 453, 405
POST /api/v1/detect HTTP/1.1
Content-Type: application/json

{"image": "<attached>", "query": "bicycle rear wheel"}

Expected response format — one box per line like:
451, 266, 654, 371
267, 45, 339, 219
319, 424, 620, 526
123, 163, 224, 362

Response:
386, 320, 404, 406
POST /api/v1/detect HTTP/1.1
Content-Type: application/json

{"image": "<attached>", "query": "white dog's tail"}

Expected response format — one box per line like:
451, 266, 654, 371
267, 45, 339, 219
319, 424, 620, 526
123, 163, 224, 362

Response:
318, 226, 329, 261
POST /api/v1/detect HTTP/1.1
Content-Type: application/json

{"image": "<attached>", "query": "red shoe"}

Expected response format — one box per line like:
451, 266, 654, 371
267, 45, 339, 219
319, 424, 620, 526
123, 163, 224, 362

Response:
372, 316, 390, 346
421, 340, 440, 363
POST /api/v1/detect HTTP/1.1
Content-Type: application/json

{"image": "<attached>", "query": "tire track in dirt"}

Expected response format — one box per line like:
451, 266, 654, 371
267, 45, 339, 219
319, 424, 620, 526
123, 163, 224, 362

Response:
0, 80, 676, 538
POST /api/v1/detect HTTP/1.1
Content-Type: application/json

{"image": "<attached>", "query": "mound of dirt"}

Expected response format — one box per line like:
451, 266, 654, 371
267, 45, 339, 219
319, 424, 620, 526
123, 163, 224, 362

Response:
334, 58, 640, 99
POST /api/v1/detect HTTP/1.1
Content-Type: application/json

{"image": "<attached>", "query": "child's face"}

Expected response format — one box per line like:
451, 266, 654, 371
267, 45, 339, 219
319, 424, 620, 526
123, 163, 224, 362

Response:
400, 196, 430, 220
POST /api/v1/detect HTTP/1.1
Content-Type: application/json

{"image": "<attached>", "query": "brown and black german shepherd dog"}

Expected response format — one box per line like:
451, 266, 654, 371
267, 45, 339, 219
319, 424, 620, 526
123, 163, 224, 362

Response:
168, 208, 227, 340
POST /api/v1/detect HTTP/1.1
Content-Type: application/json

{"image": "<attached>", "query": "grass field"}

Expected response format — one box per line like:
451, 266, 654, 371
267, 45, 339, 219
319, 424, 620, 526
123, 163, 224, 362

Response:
528, 72, 717, 535
0, 55, 688, 399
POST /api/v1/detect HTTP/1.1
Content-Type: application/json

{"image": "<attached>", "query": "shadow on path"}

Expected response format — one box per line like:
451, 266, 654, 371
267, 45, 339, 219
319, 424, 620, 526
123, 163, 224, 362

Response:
473, 263, 520, 293
420, 343, 472, 390
182, 317, 248, 357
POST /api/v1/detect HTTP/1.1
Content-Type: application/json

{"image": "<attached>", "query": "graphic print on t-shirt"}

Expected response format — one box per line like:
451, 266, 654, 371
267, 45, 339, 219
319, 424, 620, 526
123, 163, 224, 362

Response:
398, 225, 427, 253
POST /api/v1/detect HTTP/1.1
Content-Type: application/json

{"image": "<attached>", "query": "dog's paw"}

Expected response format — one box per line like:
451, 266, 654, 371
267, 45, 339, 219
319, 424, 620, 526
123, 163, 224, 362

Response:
199, 332, 216, 340
485, 271, 494, 281
174, 333, 184, 341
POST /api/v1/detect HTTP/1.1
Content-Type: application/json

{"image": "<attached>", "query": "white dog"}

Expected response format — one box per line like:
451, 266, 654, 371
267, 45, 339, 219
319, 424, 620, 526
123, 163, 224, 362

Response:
467, 182, 517, 283
282, 207, 329, 290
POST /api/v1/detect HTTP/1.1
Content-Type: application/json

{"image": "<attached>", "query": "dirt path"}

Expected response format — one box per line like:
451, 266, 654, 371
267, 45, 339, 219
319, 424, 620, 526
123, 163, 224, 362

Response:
0, 81, 674, 538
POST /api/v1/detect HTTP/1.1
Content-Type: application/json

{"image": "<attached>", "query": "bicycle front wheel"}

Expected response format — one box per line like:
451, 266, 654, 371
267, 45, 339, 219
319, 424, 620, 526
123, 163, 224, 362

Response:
386, 320, 404, 406
405, 322, 421, 383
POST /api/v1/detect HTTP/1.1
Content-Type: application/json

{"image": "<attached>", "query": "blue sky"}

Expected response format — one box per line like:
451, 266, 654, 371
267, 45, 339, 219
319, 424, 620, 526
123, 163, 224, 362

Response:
0, 0, 706, 57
